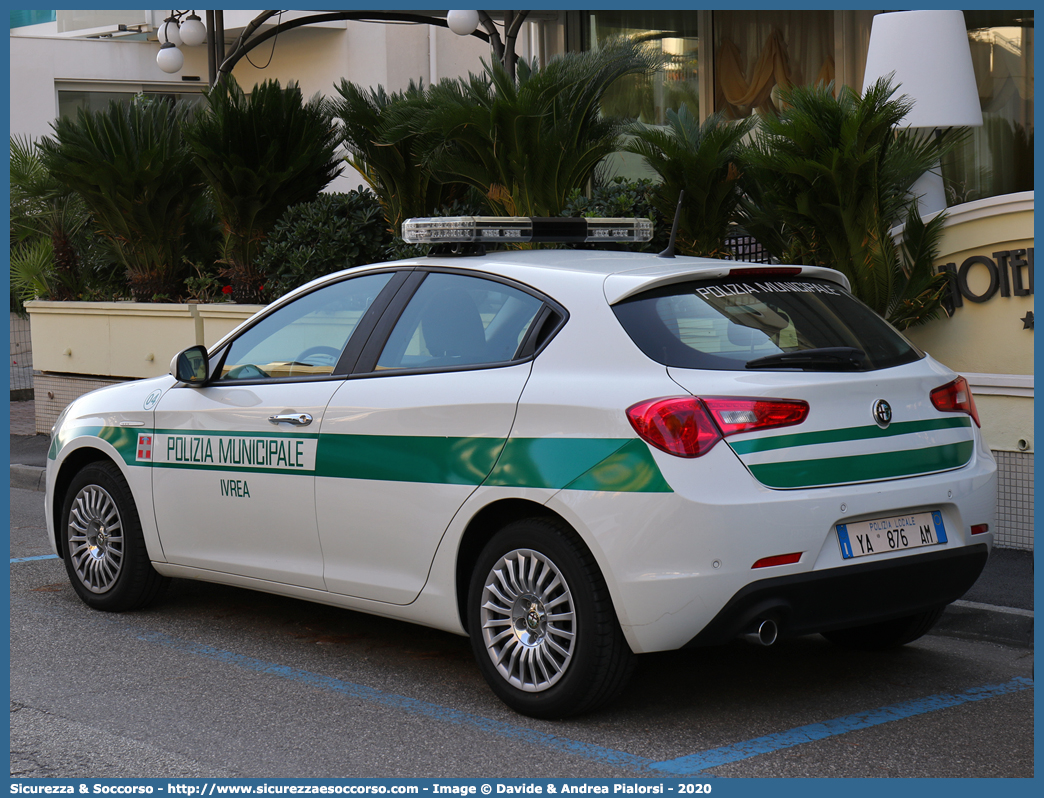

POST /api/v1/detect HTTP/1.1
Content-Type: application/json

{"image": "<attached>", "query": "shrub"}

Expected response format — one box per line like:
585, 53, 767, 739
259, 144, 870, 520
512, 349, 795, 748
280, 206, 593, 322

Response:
738, 78, 963, 328
257, 190, 391, 297
561, 177, 669, 253
386, 39, 660, 219
37, 98, 211, 300
624, 108, 754, 257
186, 78, 343, 302
333, 80, 468, 237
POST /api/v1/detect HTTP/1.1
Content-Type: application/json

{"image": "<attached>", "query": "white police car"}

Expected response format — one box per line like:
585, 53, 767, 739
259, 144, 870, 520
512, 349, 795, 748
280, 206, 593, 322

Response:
46, 216, 996, 718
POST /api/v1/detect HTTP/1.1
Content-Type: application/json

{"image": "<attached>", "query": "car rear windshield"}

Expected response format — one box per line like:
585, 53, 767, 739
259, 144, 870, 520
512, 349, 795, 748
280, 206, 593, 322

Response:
612, 277, 923, 371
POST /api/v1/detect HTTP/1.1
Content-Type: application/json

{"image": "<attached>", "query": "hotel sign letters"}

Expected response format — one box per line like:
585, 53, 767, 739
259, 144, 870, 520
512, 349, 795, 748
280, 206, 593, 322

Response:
940, 248, 1034, 308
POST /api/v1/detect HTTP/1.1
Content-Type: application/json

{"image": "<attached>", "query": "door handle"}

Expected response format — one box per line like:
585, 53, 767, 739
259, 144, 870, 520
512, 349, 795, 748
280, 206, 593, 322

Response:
268, 413, 313, 426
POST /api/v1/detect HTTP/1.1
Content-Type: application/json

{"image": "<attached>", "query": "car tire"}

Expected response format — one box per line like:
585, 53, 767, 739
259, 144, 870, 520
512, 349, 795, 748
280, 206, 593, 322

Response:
467, 517, 635, 718
60, 461, 169, 611
822, 606, 946, 650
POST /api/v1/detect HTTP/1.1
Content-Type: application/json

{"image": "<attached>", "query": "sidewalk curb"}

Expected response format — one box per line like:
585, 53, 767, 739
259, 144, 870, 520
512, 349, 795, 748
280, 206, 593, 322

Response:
934, 600, 1034, 649
11, 464, 45, 493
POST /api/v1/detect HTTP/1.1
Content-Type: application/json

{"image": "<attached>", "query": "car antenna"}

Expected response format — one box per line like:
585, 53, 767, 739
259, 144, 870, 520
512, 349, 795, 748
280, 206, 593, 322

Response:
657, 190, 684, 258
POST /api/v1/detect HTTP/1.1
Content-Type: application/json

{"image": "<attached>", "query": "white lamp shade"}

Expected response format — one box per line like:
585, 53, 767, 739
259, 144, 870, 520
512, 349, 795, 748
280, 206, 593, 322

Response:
180, 15, 207, 47
447, 10, 480, 36
862, 10, 982, 128
158, 19, 182, 47
157, 42, 184, 73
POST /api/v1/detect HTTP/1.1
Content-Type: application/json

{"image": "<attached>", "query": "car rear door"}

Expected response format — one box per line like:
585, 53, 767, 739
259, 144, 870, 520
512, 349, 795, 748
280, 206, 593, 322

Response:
315, 269, 557, 604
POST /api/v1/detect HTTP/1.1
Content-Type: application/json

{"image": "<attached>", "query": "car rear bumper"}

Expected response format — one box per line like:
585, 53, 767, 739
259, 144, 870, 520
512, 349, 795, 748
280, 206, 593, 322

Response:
683, 543, 989, 647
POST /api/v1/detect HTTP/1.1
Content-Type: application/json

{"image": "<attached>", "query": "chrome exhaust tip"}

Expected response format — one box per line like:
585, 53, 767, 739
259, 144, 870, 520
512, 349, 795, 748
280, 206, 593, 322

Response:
742, 619, 778, 647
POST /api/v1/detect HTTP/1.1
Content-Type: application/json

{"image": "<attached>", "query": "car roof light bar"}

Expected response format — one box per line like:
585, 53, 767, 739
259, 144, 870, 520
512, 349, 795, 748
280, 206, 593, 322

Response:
401, 216, 654, 245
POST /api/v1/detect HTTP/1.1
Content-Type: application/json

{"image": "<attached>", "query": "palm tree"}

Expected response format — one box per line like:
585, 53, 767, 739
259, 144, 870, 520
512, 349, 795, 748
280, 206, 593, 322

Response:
185, 79, 342, 302
37, 97, 208, 300
624, 108, 754, 257
738, 78, 963, 329
387, 38, 659, 219
333, 80, 468, 236
10, 135, 91, 302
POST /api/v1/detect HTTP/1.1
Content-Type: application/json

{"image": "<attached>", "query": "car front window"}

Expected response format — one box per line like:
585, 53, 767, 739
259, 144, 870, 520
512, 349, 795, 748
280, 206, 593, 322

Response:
219, 272, 394, 381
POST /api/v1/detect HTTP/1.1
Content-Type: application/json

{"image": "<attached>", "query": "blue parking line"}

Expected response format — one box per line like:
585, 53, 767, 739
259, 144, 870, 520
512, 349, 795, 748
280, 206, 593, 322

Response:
136, 629, 1033, 775
10, 554, 59, 563
136, 630, 655, 773
650, 676, 1034, 775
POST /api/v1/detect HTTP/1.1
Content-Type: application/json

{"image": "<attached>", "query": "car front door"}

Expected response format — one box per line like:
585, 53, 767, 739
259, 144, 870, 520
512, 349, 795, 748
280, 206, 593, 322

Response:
151, 271, 401, 588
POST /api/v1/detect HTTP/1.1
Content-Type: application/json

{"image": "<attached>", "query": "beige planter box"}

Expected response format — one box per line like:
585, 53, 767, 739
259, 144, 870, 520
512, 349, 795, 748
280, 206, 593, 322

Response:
25, 300, 265, 380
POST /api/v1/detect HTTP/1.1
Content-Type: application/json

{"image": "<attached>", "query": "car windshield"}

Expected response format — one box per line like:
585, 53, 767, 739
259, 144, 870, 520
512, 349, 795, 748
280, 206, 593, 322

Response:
612, 276, 923, 371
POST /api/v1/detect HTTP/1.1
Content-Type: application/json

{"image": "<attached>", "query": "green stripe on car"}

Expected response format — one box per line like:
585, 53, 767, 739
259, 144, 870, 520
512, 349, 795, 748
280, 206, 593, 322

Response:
749, 441, 975, 488
63, 426, 672, 493
728, 417, 972, 455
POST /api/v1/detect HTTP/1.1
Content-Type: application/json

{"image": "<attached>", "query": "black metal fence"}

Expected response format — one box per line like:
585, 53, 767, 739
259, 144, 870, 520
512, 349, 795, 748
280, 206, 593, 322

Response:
723, 234, 773, 264
10, 313, 34, 398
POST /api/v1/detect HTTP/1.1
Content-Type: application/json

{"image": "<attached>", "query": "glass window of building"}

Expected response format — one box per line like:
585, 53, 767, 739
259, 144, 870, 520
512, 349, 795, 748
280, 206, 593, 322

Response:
942, 11, 1034, 204
584, 10, 699, 125
57, 89, 206, 120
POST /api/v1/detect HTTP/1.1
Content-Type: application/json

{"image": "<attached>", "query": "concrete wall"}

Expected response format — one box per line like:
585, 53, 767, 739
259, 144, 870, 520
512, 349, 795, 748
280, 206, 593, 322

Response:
903, 192, 1034, 455
9, 19, 492, 193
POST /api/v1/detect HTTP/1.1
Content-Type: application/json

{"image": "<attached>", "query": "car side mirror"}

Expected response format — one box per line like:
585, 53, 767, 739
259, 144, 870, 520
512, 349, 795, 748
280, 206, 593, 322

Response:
171, 345, 210, 385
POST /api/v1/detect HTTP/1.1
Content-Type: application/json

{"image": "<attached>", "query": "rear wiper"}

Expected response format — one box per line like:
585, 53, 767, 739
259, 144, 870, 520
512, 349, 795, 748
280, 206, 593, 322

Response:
745, 346, 869, 371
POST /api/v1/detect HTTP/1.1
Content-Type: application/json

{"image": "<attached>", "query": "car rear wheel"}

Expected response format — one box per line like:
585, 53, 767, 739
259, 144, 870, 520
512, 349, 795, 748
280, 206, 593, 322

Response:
822, 606, 946, 650
61, 461, 169, 611
467, 517, 635, 718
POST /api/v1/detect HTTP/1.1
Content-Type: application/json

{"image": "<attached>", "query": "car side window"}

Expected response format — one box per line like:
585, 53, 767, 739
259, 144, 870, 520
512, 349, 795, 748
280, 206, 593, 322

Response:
376, 272, 543, 371
218, 272, 394, 381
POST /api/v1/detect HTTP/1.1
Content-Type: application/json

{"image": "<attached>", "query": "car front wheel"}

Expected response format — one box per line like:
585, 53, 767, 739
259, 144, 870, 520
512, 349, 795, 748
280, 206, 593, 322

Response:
61, 461, 168, 611
467, 517, 635, 718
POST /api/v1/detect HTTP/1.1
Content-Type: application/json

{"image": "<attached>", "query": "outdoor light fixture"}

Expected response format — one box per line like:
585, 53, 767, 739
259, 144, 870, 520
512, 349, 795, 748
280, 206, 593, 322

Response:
445, 10, 531, 78
179, 12, 207, 47
158, 16, 182, 47
862, 10, 983, 215
447, 10, 481, 36
157, 41, 184, 73
156, 9, 207, 74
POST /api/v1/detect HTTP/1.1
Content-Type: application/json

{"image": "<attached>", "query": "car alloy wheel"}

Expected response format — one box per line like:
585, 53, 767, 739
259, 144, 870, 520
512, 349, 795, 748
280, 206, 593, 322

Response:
478, 547, 576, 693
67, 483, 125, 593
468, 518, 635, 718
60, 461, 169, 611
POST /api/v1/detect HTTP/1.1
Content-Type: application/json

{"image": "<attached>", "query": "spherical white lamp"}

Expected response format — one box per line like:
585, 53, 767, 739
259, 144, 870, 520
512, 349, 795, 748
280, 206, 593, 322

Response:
180, 13, 207, 47
158, 18, 182, 47
157, 41, 184, 74
447, 10, 481, 36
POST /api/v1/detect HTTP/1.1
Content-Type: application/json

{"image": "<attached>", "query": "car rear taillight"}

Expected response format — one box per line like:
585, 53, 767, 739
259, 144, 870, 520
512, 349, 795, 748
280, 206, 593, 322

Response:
626, 397, 721, 458
931, 376, 981, 427
627, 396, 809, 458
701, 397, 809, 436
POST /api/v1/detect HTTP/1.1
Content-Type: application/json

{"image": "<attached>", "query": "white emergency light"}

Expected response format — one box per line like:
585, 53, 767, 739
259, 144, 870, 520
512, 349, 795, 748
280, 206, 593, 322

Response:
401, 216, 654, 245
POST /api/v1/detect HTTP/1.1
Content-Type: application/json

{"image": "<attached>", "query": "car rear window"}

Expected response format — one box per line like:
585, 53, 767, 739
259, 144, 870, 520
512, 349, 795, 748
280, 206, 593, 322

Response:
612, 277, 923, 371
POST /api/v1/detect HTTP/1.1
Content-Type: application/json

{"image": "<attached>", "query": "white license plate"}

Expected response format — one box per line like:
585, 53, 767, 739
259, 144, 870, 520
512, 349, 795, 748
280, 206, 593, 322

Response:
836, 511, 947, 560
